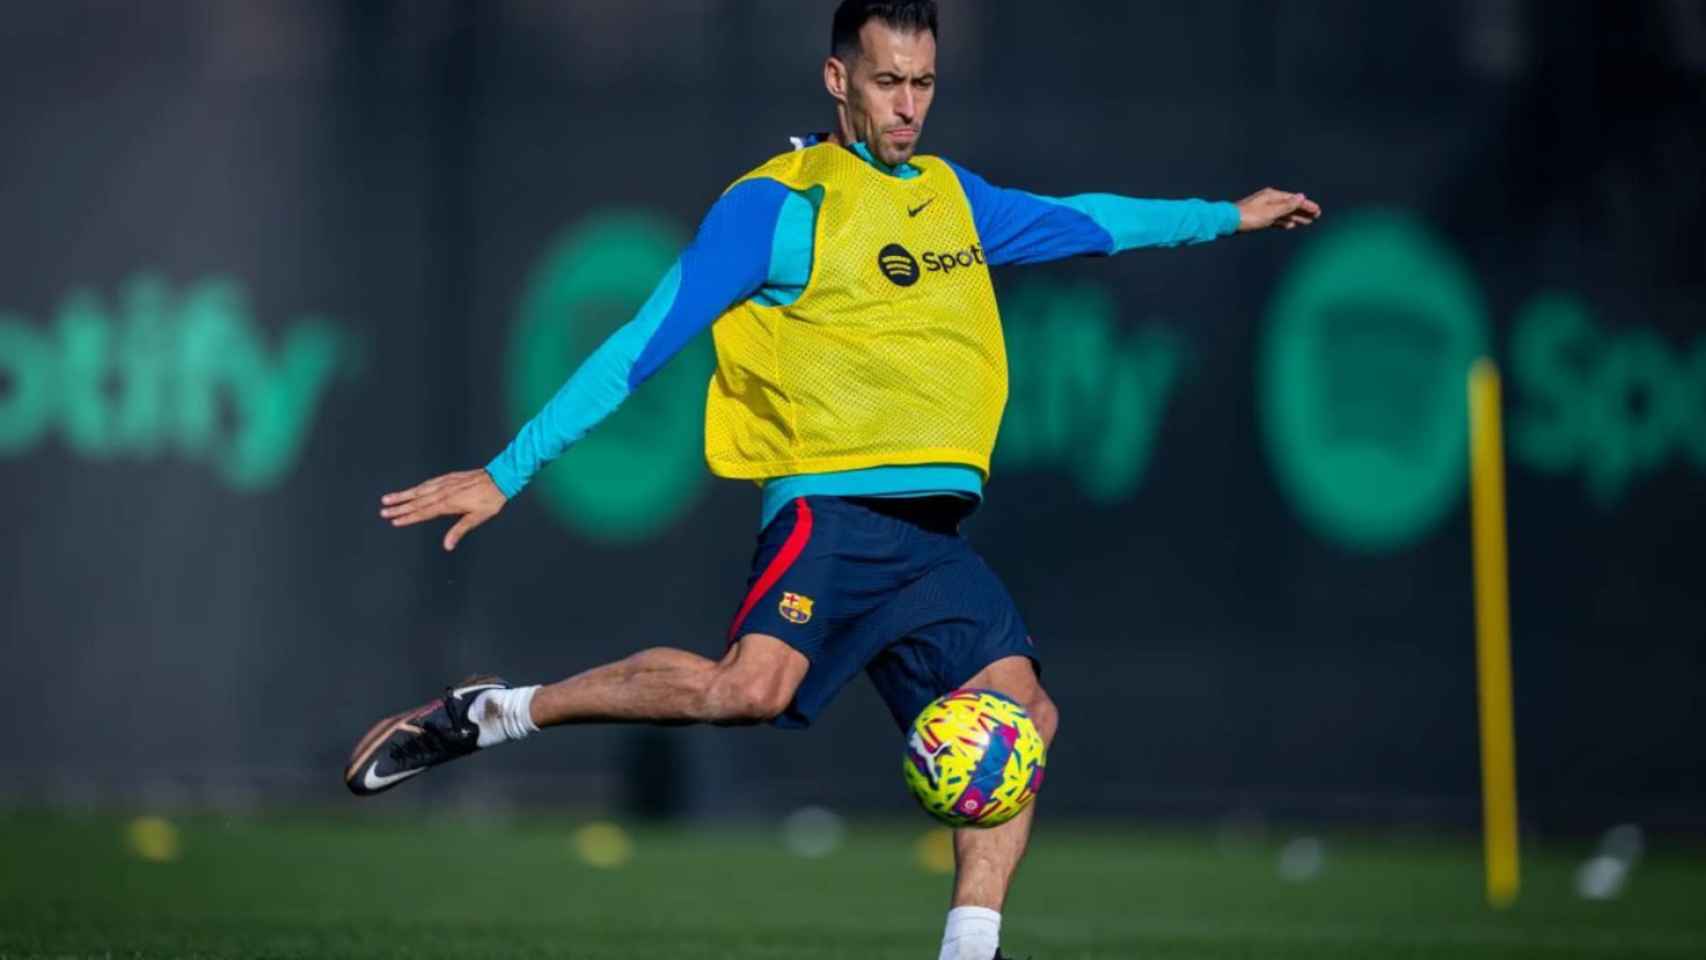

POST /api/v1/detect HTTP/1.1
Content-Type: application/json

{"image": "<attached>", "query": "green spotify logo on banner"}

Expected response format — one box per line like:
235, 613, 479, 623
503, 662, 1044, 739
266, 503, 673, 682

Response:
995, 280, 1183, 503
0, 273, 352, 490
1260, 211, 1489, 552
508, 212, 712, 544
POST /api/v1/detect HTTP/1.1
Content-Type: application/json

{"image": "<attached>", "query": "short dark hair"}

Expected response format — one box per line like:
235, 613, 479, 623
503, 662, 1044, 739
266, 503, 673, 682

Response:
831, 0, 939, 61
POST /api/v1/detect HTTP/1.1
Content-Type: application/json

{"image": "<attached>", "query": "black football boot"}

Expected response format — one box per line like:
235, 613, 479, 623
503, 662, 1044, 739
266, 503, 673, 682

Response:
344, 676, 509, 796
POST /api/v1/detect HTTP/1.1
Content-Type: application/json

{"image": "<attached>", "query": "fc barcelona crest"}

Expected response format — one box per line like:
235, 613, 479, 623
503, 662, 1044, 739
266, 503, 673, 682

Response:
779, 591, 814, 625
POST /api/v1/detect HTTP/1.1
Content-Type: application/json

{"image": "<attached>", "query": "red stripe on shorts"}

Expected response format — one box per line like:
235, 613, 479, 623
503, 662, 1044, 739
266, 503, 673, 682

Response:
727, 498, 814, 645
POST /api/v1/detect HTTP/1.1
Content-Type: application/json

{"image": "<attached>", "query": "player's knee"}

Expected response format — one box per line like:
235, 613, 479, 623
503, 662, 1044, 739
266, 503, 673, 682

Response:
1026, 690, 1059, 745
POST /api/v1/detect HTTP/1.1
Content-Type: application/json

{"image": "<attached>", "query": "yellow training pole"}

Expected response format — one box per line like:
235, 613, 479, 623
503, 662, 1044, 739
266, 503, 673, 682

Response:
1469, 358, 1519, 908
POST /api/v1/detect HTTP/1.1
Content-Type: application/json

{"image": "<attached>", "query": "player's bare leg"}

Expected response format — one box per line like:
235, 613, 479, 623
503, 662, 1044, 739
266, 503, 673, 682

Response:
345, 634, 806, 795
941, 655, 1059, 960
529, 633, 808, 726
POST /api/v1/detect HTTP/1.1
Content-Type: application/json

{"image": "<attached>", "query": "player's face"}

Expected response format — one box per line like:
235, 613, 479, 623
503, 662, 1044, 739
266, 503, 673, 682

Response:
829, 23, 937, 167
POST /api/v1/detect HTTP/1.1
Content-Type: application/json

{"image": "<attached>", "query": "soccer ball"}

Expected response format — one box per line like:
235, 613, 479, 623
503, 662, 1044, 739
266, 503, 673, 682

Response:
903, 689, 1046, 828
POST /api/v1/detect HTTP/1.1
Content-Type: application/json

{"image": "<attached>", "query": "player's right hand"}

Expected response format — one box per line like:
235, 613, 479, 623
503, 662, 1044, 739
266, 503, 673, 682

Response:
380, 469, 508, 552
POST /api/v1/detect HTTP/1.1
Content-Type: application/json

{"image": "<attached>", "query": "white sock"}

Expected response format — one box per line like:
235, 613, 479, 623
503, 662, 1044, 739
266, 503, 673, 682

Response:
939, 906, 1001, 960
468, 685, 540, 748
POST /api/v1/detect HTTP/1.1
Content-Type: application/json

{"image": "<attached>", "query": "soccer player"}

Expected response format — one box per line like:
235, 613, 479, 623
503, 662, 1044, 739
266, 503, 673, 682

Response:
346, 2, 1319, 957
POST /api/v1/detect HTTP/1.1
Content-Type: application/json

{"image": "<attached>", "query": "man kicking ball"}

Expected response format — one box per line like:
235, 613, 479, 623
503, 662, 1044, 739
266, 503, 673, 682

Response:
345, 2, 1319, 957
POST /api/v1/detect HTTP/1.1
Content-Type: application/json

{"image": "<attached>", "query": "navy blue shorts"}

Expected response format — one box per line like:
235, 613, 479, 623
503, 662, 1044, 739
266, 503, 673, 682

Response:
727, 495, 1039, 731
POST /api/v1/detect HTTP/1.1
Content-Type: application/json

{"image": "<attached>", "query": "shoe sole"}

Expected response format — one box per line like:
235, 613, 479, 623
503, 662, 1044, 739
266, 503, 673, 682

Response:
343, 674, 502, 794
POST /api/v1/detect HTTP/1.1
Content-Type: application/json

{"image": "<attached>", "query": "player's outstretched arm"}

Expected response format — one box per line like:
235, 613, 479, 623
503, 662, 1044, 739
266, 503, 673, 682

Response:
944, 160, 1322, 266
378, 178, 787, 552
381, 469, 508, 552
1234, 187, 1322, 232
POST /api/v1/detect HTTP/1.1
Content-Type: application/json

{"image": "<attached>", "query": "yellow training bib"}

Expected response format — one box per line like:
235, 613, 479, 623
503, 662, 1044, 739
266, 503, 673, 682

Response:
704, 144, 1007, 480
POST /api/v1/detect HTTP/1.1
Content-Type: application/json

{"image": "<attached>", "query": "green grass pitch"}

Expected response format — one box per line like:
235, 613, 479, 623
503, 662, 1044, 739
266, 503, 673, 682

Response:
2, 813, 1703, 958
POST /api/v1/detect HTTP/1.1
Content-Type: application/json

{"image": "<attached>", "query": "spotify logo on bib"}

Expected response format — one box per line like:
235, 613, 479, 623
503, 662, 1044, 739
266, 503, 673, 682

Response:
878, 244, 919, 287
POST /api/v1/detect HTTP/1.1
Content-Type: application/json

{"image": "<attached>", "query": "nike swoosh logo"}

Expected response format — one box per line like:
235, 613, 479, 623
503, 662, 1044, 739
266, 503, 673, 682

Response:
363, 764, 426, 791
907, 198, 934, 217
452, 682, 504, 700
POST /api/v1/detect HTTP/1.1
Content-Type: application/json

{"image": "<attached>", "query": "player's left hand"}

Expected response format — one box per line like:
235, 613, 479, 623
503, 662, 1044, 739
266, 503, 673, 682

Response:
379, 468, 508, 552
1236, 187, 1322, 232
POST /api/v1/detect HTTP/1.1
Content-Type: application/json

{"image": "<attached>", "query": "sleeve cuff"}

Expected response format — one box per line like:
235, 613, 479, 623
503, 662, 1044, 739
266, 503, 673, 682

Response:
1216, 201, 1242, 237
485, 456, 524, 500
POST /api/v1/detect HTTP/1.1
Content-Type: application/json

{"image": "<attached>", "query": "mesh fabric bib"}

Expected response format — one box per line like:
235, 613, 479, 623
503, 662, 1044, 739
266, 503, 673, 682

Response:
704, 144, 1007, 480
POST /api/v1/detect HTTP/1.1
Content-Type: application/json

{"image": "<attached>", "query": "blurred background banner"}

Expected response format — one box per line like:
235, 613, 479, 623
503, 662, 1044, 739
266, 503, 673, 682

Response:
2, 0, 1701, 831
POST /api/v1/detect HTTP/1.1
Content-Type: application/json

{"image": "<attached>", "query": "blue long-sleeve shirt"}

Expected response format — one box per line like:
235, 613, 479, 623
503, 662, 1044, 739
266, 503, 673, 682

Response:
488, 138, 1241, 526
